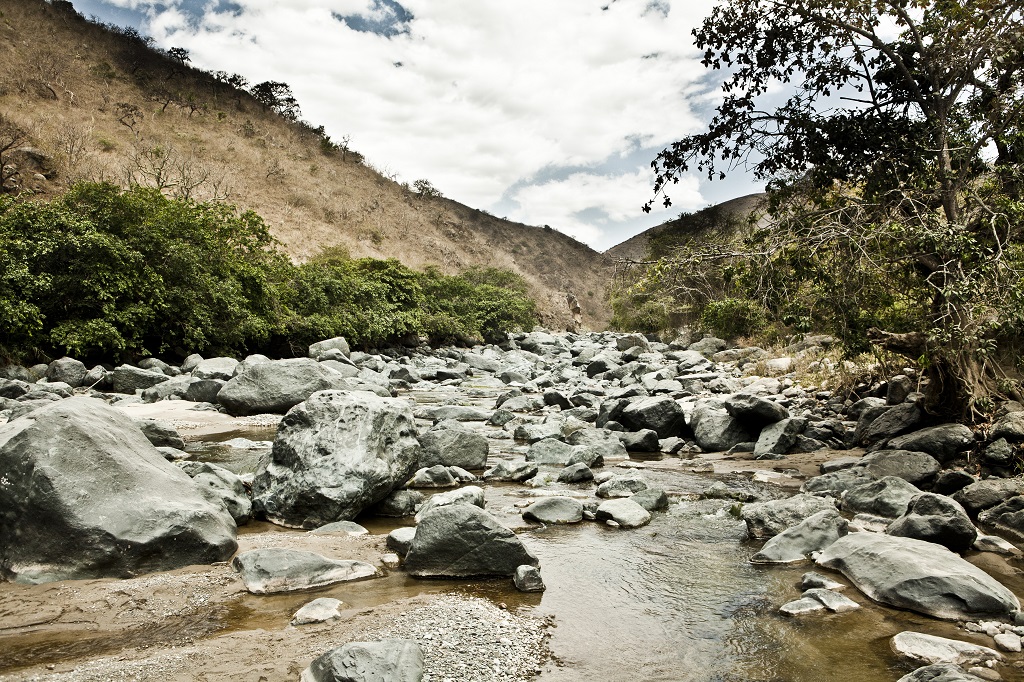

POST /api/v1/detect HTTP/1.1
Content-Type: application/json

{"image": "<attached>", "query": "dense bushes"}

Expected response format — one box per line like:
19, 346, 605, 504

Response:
0, 184, 537, 363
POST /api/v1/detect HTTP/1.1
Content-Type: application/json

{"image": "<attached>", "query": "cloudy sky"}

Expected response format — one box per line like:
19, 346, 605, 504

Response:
71, 0, 762, 251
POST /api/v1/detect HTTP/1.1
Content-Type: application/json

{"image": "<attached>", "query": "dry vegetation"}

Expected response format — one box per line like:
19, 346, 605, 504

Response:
0, 0, 613, 329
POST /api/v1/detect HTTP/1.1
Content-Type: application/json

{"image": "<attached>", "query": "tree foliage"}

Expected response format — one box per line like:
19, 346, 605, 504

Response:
0, 185, 537, 363
249, 80, 301, 121
645, 0, 1024, 419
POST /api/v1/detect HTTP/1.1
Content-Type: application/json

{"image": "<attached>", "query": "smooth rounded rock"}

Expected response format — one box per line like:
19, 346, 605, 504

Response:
522, 497, 584, 524
301, 640, 423, 682
232, 548, 379, 594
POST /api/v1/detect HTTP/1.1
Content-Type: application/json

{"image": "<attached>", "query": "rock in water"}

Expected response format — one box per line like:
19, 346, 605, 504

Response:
252, 391, 420, 529
232, 548, 378, 594
0, 397, 237, 583
218, 358, 351, 416
740, 494, 837, 539
815, 533, 1020, 620
750, 509, 848, 564
404, 505, 539, 578
890, 631, 1001, 667
896, 664, 990, 682
301, 640, 424, 682
292, 597, 345, 626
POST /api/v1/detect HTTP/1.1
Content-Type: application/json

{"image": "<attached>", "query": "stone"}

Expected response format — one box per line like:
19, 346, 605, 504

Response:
753, 418, 804, 459
184, 379, 224, 403
596, 475, 648, 498
803, 588, 860, 612
933, 470, 978, 496
842, 476, 921, 518
886, 375, 915, 404
371, 490, 424, 518
557, 462, 594, 483
181, 354, 203, 373
134, 418, 185, 450
0, 397, 237, 583
973, 534, 1021, 556
308, 336, 351, 361
45, 357, 88, 388
750, 509, 848, 564
631, 488, 669, 512
887, 493, 978, 553
386, 527, 416, 555
482, 460, 538, 482
954, 479, 1024, 516
233, 548, 378, 594
858, 402, 924, 446
802, 468, 876, 495
816, 533, 1021, 620
291, 598, 344, 626
525, 438, 578, 465
859, 449, 940, 485
890, 631, 1001, 667
111, 364, 171, 394
724, 393, 790, 430
618, 396, 687, 438
991, 411, 1024, 440
982, 438, 1014, 467
978, 495, 1024, 542
618, 429, 660, 452
513, 564, 546, 592
688, 336, 727, 355
887, 425, 976, 463
896, 664, 990, 682
413, 486, 485, 523
252, 391, 420, 528
311, 521, 368, 536
993, 632, 1022, 652
691, 401, 754, 452
218, 358, 353, 416
595, 498, 652, 528
566, 428, 627, 461
140, 375, 196, 402
779, 597, 826, 616
179, 461, 253, 525
301, 640, 423, 682
522, 497, 584, 524
407, 465, 459, 489
192, 357, 239, 381
801, 572, 846, 591
404, 505, 539, 578
741, 494, 838, 540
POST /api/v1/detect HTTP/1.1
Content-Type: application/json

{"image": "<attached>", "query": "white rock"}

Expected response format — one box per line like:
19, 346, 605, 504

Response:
890, 631, 1001, 667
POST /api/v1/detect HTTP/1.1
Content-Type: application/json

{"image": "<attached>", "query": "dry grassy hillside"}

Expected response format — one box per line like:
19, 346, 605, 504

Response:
604, 193, 766, 262
0, 0, 613, 329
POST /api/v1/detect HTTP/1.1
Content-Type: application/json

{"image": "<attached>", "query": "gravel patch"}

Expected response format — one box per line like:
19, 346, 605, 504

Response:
355, 594, 550, 682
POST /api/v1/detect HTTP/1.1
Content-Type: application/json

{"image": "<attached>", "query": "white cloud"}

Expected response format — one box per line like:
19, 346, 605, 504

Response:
90, 0, 748, 248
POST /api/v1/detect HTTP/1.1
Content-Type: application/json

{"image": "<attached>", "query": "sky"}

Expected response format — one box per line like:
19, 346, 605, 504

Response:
70, 0, 763, 251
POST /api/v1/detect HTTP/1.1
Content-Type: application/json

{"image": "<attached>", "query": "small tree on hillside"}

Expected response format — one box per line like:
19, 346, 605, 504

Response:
249, 80, 301, 121
647, 0, 1024, 420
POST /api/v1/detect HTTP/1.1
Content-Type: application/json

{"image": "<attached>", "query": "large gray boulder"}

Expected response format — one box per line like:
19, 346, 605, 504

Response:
232, 548, 378, 594
418, 420, 489, 470
741, 494, 837, 540
724, 393, 790, 430
595, 498, 651, 528
859, 449, 940, 485
953, 479, 1024, 516
413, 485, 485, 523
0, 397, 237, 583
858, 402, 923, 446
887, 425, 975, 463
753, 417, 803, 459
192, 357, 239, 381
750, 509, 848, 564
522, 497, 584, 524
802, 468, 876, 495
887, 493, 977, 553
301, 640, 424, 682
978, 495, 1024, 542
252, 391, 420, 528
45, 357, 88, 388
111, 364, 171, 394
178, 461, 252, 525
404, 505, 539, 578
308, 336, 351, 361
816, 533, 1020, 620
618, 396, 687, 438
691, 401, 754, 452
218, 358, 351, 416
841, 476, 921, 518
890, 632, 1001, 667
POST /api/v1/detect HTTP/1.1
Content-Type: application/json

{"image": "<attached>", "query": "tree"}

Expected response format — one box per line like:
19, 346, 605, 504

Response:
249, 80, 301, 121
167, 47, 190, 66
412, 179, 443, 198
647, 0, 1024, 420
0, 115, 28, 192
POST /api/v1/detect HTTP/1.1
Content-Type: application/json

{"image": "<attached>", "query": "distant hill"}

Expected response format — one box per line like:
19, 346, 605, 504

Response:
0, 0, 613, 330
604, 193, 766, 261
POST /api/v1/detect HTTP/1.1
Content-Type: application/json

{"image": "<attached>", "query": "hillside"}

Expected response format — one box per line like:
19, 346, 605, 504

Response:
0, 0, 612, 330
604, 193, 766, 262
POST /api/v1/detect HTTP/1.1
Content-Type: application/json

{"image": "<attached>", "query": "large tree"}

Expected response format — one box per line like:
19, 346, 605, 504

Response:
648, 0, 1024, 419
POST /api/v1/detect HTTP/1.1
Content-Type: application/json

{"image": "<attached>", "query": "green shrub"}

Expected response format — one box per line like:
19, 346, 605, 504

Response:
699, 298, 768, 340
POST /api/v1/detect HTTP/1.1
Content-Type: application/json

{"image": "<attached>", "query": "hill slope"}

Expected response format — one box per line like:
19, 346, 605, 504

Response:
0, 0, 612, 329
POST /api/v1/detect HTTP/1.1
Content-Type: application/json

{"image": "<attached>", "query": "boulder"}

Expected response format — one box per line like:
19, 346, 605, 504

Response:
252, 391, 420, 528
816, 533, 1021, 620
981, 438, 1014, 467
134, 418, 185, 450
566, 428, 626, 462
291, 597, 344, 626
525, 438, 578, 465
513, 565, 546, 592
802, 468, 876, 495
890, 631, 1001, 667
140, 375, 196, 402
413, 485, 485, 523
301, 640, 423, 682
557, 462, 594, 483
753, 417, 803, 459
887, 425, 975, 463
617, 429, 660, 452
841, 476, 921, 518
522, 497, 584, 524
596, 475, 648, 498
0, 397, 236, 583
618, 396, 687, 438
218, 358, 352, 416
386, 527, 416, 555
45, 357, 88, 388
595, 498, 651, 528
404, 505, 539, 578
991, 411, 1024, 441
887, 493, 977, 553
184, 379, 224, 403
631, 488, 669, 512
192, 357, 239, 381
858, 402, 923, 446
978, 495, 1024, 542
371, 490, 424, 518
896, 664, 990, 682
691, 402, 754, 452
308, 336, 351, 361
482, 461, 538, 482
233, 548, 378, 594
750, 509, 848, 564
111, 364, 171, 394
741, 494, 837, 540
407, 465, 459, 489
311, 521, 368, 536
802, 588, 860, 612
724, 393, 790, 430
859, 449, 940, 485
933, 470, 977, 496
179, 461, 252, 525
953, 479, 1024, 516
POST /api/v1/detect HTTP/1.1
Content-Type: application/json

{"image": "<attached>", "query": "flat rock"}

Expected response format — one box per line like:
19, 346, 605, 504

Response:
887, 424, 975, 463
750, 509, 848, 564
301, 640, 423, 682
414, 485, 485, 523
816, 533, 1020, 620
741, 494, 837, 540
896, 664, 990, 682
842, 476, 921, 518
890, 631, 1001, 667
232, 548, 379, 594
291, 597, 344, 625
522, 497, 584, 524
779, 597, 826, 616
859, 449, 940, 485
